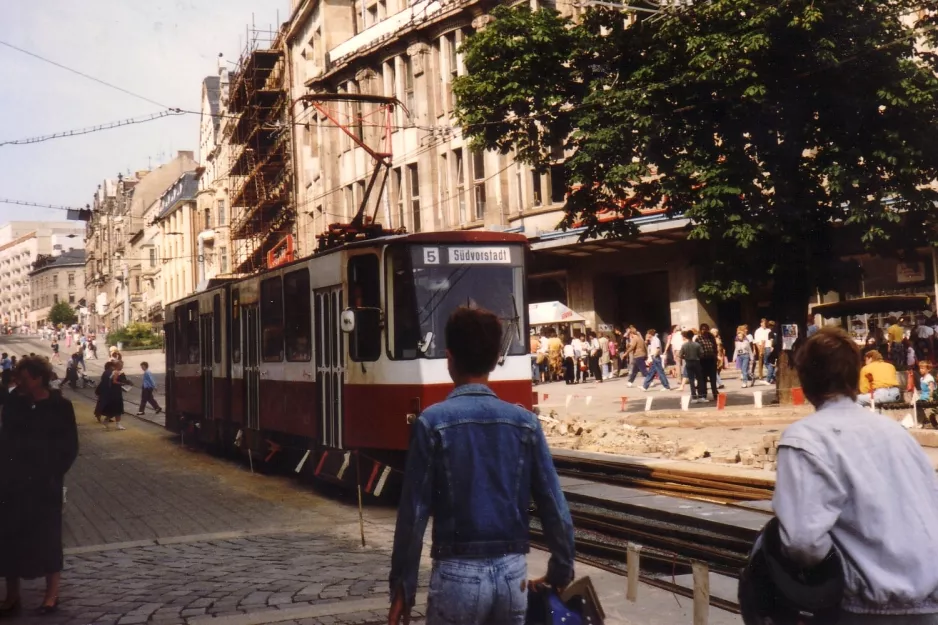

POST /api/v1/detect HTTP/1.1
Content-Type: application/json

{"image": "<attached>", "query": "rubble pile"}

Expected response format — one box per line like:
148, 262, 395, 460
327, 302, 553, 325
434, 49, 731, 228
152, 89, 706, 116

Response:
540, 410, 780, 471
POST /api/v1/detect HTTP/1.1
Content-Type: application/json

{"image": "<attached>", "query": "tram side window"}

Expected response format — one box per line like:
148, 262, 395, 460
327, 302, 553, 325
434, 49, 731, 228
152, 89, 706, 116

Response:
348, 255, 380, 308
187, 302, 200, 364
231, 289, 241, 363
261, 277, 284, 362
284, 270, 311, 362
213, 294, 222, 364
175, 308, 186, 365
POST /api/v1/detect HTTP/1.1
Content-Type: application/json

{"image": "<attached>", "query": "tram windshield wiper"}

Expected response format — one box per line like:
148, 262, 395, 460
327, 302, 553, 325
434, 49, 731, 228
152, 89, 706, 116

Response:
498, 294, 521, 366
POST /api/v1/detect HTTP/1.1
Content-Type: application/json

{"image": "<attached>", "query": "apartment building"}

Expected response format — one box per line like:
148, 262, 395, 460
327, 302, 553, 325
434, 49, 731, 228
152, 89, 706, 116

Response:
278, 0, 722, 334
157, 172, 200, 305
0, 222, 85, 328
28, 249, 86, 327
84, 151, 198, 332
196, 67, 233, 288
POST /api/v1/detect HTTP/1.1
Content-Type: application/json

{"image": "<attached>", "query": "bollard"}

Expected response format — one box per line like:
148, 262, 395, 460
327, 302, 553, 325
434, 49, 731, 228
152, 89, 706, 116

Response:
620, 396, 628, 412
791, 387, 806, 405
543, 393, 549, 402
295, 449, 311, 473
681, 395, 691, 411
566, 395, 573, 409
585, 396, 593, 406
753, 390, 763, 409
645, 397, 653, 412
626, 543, 642, 602
716, 393, 727, 410
692, 561, 710, 625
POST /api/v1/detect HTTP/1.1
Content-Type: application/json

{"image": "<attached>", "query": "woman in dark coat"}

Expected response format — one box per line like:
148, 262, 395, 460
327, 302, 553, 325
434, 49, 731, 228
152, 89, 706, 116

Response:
0, 356, 79, 615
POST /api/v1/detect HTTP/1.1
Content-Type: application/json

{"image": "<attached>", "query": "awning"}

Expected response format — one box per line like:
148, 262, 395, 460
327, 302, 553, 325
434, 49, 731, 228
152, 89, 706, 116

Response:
529, 301, 586, 326
812, 295, 931, 318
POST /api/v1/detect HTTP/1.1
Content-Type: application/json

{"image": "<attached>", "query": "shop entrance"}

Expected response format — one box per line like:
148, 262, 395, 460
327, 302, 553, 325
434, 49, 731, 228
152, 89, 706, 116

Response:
596, 271, 670, 335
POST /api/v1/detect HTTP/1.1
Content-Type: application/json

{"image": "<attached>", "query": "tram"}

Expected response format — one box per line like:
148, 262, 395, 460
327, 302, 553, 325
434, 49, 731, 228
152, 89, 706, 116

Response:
163, 230, 533, 494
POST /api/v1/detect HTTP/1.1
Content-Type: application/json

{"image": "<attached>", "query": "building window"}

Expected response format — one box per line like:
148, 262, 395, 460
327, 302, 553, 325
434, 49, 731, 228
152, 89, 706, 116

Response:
392, 167, 404, 229
472, 150, 486, 221
532, 171, 543, 206
204, 208, 212, 230
68, 273, 75, 287
550, 163, 567, 204
356, 180, 366, 217
149, 248, 156, 268
217, 199, 226, 226
344, 185, 355, 221
514, 165, 523, 212
352, 81, 364, 142
261, 277, 284, 362
187, 302, 200, 364
135, 276, 141, 292
52, 275, 58, 287
231, 288, 241, 363
220, 247, 228, 273
53, 294, 59, 305
284, 269, 312, 362
386, 61, 400, 128
455, 149, 466, 224
404, 55, 415, 117
439, 153, 449, 228
367, 4, 378, 26
408, 164, 421, 233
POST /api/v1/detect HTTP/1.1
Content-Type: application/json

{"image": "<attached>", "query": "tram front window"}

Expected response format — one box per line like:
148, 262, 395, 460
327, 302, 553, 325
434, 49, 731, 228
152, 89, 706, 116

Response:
388, 245, 525, 360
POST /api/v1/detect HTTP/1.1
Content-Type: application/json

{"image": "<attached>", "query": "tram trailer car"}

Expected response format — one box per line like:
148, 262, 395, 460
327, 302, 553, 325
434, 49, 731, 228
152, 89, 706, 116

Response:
163, 231, 534, 494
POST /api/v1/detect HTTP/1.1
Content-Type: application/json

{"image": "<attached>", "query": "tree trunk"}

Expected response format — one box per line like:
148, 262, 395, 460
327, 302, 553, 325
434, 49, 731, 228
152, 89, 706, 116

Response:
772, 267, 811, 406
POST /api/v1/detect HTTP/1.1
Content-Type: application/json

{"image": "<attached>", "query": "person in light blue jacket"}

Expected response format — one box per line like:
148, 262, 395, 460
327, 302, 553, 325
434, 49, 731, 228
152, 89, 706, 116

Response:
775, 327, 938, 624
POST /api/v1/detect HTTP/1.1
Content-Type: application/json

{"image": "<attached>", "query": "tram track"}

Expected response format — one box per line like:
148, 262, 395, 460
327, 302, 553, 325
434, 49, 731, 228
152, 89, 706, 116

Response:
535, 451, 776, 614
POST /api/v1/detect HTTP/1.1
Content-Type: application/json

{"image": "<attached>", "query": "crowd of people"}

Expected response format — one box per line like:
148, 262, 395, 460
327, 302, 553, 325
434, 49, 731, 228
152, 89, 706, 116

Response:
529, 318, 785, 401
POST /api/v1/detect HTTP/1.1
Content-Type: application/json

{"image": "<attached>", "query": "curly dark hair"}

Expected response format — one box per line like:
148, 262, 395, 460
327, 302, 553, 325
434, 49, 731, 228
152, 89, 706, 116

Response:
14, 354, 54, 388
445, 307, 503, 376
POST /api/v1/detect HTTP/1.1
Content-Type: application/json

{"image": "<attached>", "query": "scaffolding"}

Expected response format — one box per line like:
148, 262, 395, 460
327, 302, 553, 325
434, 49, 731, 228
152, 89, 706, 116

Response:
227, 25, 296, 274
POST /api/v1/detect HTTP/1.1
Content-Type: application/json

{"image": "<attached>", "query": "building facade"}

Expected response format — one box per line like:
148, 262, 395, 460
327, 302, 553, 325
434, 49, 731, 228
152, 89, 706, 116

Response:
157, 172, 200, 305
196, 67, 233, 288
84, 151, 198, 332
0, 222, 85, 329
28, 249, 86, 327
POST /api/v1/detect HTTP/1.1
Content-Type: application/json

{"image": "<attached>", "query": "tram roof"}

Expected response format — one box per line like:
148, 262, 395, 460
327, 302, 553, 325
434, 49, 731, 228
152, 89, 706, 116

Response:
163, 230, 529, 310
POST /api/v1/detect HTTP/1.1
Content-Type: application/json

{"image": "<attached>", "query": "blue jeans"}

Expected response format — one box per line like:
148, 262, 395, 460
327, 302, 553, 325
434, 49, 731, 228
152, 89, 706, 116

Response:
763, 348, 775, 383
427, 554, 527, 625
736, 354, 751, 383
643, 356, 671, 390
857, 387, 901, 407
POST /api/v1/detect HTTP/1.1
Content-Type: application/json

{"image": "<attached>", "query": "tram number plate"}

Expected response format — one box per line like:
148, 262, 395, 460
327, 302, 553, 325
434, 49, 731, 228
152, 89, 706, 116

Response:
423, 247, 440, 264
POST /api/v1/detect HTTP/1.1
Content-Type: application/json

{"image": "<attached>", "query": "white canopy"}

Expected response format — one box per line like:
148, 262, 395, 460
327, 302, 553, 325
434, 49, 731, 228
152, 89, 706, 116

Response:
529, 301, 586, 326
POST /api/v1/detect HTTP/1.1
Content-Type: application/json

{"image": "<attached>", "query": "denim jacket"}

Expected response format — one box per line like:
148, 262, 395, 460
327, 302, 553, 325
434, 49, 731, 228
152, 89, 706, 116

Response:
389, 384, 576, 607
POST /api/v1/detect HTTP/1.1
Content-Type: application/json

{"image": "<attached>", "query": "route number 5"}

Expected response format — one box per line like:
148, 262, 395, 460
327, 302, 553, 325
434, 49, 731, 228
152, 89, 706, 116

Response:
423, 248, 440, 264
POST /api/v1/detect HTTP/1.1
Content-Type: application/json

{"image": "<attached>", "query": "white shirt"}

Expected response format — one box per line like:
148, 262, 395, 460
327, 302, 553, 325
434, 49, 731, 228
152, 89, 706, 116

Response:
538, 336, 549, 354
917, 325, 935, 339
563, 344, 575, 359
648, 335, 662, 357
571, 338, 583, 355
754, 327, 770, 346
670, 331, 684, 351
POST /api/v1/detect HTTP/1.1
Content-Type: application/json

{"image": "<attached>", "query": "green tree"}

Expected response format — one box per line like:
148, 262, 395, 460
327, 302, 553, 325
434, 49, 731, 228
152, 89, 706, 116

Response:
48, 301, 77, 326
455, 0, 938, 392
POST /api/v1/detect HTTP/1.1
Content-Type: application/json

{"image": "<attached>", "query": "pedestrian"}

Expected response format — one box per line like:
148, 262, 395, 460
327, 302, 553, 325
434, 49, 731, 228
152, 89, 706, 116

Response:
734, 327, 754, 388
753, 318, 770, 380
49, 339, 61, 365
642, 329, 671, 392
0, 356, 79, 616
697, 324, 719, 401
562, 337, 576, 384
102, 361, 127, 430
93, 361, 114, 423
136, 362, 162, 416
586, 331, 602, 383
388, 307, 575, 625
680, 329, 704, 402
773, 327, 938, 624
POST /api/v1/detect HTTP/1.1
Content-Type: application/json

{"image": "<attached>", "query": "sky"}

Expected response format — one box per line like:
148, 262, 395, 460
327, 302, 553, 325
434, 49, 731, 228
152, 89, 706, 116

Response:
0, 1, 289, 223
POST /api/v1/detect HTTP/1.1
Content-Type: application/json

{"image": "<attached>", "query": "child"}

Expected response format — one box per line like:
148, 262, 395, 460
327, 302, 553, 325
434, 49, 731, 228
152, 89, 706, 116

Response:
919, 361, 936, 402
136, 362, 162, 416
734, 327, 754, 388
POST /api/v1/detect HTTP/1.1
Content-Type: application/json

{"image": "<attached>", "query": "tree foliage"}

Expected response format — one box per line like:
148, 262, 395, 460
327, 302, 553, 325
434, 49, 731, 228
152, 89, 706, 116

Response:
48, 301, 77, 326
455, 0, 938, 308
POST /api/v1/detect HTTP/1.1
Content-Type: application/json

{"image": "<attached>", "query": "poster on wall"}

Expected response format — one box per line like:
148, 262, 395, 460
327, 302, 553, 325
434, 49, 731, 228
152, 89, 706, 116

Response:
782, 324, 798, 350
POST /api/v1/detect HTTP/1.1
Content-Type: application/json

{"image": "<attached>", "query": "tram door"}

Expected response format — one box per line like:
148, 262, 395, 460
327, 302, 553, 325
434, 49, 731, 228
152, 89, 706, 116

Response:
243, 305, 260, 430
164, 322, 175, 416
199, 314, 214, 421
315, 287, 345, 449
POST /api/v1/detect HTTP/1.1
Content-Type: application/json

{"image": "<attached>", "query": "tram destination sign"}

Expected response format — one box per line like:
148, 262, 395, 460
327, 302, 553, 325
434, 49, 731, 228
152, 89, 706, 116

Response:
417, 245, 519, 267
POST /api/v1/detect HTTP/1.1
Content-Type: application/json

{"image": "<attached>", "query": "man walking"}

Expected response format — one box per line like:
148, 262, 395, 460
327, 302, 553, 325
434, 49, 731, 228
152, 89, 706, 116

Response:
753, 318, 770, 380
697, 324, 719, 401
135, 362, 162, 416
775, 327, 938, 623
389, 308, 575, 625
642, 329, 671, 392
625, 326, 648, 387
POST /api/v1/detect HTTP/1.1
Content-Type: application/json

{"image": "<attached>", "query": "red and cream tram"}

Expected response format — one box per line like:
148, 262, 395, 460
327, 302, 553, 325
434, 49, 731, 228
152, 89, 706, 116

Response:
163, 231, 533, 492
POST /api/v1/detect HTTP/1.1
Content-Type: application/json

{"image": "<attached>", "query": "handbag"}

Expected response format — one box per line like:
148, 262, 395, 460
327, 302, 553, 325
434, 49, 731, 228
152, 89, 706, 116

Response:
525, 578, 604, 625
